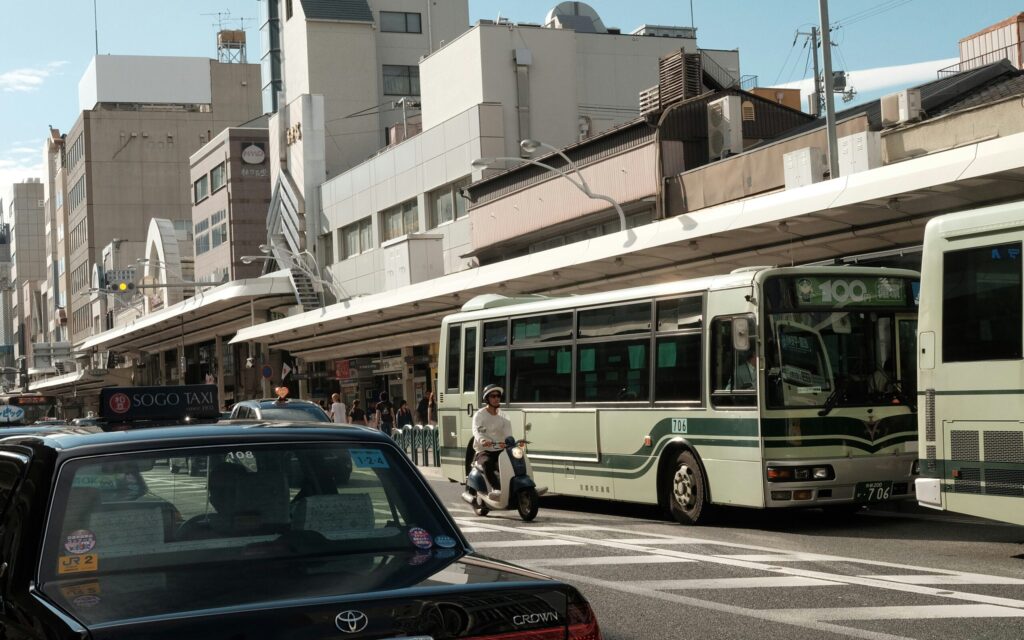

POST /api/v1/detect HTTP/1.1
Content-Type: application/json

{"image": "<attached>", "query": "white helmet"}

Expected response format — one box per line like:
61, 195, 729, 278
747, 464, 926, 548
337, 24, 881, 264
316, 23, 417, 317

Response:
481, 384, 504, 401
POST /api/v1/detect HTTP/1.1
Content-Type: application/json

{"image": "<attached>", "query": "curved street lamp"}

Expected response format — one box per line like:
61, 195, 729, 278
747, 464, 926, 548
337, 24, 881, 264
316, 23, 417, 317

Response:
472, 138, 627, 232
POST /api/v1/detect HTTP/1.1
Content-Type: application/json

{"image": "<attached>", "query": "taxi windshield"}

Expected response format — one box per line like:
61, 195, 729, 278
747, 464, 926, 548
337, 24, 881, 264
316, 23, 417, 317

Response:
39, 443, 455, 589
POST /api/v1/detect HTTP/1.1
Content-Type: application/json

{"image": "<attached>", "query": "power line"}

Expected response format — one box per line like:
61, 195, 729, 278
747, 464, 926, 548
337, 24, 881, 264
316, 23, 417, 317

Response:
832, 0, 914, 30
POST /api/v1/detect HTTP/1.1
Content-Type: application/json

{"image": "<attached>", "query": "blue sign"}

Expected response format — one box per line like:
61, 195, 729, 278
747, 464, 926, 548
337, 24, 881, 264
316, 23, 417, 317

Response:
261, 365, 273, 379
0, 406, 25, 423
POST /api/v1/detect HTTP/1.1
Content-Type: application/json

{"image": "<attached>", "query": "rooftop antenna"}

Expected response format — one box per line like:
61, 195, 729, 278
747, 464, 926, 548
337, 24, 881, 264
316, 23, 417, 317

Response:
93, 0, 99, 55
204, 9, 250, 63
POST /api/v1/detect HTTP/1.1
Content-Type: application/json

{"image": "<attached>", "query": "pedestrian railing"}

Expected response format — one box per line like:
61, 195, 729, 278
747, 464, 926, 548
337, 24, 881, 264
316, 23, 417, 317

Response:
394, 424, 440, 467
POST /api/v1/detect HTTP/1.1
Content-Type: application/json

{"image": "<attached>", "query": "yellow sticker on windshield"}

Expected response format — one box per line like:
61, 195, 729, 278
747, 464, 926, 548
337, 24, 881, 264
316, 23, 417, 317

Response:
58, 553, 98, 574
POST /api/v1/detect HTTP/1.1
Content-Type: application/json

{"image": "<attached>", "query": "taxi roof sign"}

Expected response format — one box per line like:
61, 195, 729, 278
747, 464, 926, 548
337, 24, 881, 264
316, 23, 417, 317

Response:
99, 385, 219, 421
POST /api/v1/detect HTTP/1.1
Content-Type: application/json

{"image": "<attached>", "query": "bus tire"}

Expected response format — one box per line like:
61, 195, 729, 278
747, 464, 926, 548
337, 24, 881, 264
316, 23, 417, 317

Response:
667, 451, 709, 525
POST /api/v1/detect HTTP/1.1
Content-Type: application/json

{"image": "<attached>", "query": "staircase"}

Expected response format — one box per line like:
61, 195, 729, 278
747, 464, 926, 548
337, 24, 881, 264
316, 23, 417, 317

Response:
288, 268, 322, 311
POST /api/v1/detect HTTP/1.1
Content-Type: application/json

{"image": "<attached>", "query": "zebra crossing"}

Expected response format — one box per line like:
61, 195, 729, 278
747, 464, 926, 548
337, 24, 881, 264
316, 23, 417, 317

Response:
448, 508, 1024, 637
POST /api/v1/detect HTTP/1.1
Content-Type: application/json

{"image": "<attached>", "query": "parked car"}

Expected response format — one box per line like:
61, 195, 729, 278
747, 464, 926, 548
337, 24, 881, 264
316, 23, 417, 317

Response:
229, 397, 331, 422
0, 423, 603, 638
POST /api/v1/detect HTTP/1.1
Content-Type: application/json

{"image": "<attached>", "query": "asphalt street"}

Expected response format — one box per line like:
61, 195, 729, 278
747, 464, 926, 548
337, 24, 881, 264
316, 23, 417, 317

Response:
422, 467, 1024, 640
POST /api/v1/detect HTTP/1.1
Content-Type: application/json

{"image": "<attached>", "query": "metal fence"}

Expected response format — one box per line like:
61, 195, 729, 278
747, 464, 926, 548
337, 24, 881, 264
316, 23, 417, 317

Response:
392, 424, 440, 466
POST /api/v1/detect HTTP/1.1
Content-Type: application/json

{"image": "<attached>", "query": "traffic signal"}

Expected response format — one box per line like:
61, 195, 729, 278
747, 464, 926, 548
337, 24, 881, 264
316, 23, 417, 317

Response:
104, 269, 136, 295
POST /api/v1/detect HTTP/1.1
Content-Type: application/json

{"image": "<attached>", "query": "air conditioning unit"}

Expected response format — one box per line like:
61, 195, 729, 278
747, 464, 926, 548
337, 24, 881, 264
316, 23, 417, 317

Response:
880, 89, 922, 126
707, 96, 743, 160
838, 131, 882, 176
783, 147, 827, 189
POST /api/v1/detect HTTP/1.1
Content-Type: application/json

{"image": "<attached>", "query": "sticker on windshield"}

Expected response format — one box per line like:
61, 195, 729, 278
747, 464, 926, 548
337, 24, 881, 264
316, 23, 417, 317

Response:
58, 553, 98, 575
73, 594, 101, 608
408, 551, 432, 565
434, 535, 457, 549
409, 527, 433, 549
60, 582, 100, 600
350, 448, 389, 469
64, 530, 96, 555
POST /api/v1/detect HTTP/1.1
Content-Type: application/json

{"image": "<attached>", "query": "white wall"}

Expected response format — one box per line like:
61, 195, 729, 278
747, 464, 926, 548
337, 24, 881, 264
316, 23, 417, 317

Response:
320, 103, 504, 295
423, 25, 709, 157
78, 56, 212, 110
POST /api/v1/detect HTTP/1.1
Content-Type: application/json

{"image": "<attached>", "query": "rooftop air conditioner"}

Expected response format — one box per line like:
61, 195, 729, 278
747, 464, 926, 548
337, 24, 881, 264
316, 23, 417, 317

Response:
707, 96, 743, 160
880, 89, 922, 126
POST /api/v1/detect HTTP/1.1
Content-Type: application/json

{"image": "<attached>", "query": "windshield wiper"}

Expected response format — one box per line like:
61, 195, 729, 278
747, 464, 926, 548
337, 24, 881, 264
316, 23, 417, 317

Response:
817, 377, 848, 417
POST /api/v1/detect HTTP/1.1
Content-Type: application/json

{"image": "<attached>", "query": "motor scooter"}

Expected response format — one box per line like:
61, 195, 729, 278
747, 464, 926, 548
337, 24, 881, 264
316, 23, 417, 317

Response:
463, 436, 547, 521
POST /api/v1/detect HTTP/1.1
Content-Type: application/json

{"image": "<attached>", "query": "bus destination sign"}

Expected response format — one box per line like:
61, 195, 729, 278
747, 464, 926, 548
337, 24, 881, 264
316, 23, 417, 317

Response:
793, 276, 908, 308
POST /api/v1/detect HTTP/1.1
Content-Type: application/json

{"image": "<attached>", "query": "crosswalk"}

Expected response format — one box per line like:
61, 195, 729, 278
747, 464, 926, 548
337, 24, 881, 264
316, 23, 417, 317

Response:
448, 508, 1024, 638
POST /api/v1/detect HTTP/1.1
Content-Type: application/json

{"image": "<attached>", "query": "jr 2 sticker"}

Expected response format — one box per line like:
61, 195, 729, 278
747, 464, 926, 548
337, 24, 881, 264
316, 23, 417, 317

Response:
64, 529, 96, 555
58, 554, 98, 575
408, 527, 433, 549
349, 448, 389, 469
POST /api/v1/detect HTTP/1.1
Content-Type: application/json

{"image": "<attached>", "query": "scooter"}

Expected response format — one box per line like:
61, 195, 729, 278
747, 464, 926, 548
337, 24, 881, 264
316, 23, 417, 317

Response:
464, 436, 547, 521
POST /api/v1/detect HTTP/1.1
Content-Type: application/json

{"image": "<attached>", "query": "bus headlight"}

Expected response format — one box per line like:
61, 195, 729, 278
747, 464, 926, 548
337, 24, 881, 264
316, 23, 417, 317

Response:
767, 465, 834, 482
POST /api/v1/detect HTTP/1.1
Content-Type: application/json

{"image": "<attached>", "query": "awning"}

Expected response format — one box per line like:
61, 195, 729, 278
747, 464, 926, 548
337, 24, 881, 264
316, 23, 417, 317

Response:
77, 271, 297, 354
30, 367, 134, 396
232, 131, 1024, 361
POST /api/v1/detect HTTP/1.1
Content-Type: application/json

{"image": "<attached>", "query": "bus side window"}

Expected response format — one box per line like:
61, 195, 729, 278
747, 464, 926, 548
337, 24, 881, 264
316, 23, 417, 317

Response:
445, 324, 461, 392
711, 317, 757, 408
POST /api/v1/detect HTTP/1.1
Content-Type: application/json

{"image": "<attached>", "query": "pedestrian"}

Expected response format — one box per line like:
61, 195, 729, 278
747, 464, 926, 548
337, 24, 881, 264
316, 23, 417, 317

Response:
348, 400, 367, 425
329, 392, 347, 424
417, 390, 437, 425
396, 399, 413, 431
375, 392, 395, 434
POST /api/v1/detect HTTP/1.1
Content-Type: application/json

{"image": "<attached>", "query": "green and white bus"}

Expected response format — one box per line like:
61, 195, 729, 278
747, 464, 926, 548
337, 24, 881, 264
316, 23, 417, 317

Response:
916, 201, 1024, 526
438, 265, 920, 524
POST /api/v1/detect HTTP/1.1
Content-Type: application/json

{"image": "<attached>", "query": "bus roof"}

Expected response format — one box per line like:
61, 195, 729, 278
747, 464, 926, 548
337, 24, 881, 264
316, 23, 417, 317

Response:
446, 265, 919, 324
923, 200, 1024, 242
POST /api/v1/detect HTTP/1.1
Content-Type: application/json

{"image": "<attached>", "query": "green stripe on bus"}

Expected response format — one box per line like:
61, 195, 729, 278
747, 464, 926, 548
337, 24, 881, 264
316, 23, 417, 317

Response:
761, 413, 916, 439
918, 389, 1024, 396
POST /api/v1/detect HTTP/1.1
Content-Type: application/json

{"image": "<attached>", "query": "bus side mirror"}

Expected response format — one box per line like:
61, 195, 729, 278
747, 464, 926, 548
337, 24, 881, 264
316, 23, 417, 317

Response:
732, 318, 751, 352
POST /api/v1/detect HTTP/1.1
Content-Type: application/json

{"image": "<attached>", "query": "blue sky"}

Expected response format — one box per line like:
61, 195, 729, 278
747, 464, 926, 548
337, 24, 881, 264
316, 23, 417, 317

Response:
1, 0, 1020, 199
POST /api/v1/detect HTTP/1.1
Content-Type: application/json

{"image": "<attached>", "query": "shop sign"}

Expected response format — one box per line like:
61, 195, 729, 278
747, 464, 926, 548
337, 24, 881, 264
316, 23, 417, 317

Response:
375, 357, 404, 373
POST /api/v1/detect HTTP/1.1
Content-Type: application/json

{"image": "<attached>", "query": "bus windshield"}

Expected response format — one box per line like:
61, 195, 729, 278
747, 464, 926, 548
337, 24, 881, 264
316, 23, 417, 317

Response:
0, 394, 57, 425
764, 275, 918, 410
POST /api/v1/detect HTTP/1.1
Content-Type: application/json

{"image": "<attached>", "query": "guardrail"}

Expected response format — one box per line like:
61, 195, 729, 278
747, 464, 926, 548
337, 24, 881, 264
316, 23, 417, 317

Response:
393, 424, 440, 466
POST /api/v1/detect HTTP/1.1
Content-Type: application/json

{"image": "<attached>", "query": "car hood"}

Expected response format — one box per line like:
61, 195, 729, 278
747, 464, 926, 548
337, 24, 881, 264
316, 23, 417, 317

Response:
43, 550, 571, 639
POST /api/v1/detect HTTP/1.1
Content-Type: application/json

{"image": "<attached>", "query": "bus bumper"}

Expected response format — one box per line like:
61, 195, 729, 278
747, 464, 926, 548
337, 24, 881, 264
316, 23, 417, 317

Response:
763, 453, 917, 507
915, 478, 943, 509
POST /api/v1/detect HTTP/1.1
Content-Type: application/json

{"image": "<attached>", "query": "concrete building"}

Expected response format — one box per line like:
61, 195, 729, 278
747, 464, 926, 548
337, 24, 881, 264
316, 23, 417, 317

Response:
59, 55, 262, 343
3, 180, 47, 369
189, 120, 272, 287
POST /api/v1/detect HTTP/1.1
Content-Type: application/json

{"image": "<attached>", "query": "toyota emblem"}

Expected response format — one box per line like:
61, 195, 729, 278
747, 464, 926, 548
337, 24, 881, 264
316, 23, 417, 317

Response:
335, 610, 369, 634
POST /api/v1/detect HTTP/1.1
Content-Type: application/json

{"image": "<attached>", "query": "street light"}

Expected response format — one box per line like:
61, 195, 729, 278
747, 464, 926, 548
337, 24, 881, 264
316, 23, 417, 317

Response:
241, 244, 347, 301
472, 138, 627, 232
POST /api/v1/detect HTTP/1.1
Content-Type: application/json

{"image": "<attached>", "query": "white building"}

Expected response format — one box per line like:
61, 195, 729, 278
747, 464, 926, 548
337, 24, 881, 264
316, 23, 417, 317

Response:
319, 13, 737, 298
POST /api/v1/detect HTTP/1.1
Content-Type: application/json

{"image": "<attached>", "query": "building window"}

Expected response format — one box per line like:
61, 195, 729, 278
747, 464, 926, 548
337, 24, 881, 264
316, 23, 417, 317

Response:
340, 218, 373, 259
285, 0, 293, 19
66, 135, 85, 171
428, 177, 470, 228
319, 232, 334, 265
383, 65, 420, 96
194, 218, 210, 255
380, 11, 422, 33
210, 210, 227, 248
210, 162, 226, 192
68, 177, 86, 212
193, 175, 209, 203
174, 218, 194, 241
380, 199, 419, 242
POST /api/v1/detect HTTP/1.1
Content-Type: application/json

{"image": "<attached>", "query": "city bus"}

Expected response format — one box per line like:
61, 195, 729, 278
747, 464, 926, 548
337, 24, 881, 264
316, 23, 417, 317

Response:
438, 266, 920, 524
0, 393, 58, 426
916, 201, 1024, 526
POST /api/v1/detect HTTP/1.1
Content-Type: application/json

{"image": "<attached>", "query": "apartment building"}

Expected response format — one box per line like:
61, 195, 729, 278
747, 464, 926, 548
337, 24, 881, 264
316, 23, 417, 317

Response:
58, 55, 262, 343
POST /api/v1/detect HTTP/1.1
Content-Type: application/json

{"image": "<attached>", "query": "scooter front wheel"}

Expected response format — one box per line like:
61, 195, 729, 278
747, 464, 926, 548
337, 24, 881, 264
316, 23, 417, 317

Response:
516, 488, 539, 521
473, 498, 490, 517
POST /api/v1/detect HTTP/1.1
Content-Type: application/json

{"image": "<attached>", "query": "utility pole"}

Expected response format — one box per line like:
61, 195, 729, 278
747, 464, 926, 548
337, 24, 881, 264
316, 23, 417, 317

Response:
810, 26, 821, 115
818, 0, 840, 179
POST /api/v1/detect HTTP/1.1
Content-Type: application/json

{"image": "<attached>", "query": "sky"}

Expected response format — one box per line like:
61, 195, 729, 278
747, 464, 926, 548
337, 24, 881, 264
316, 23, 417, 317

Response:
1, 0, 1021, 201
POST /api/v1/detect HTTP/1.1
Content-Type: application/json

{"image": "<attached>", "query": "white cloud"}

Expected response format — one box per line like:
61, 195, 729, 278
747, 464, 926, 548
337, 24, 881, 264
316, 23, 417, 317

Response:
0, 61, 67, 93
777, 57, 959, 98
0, 154, 45, 201
9, 147, 38, 155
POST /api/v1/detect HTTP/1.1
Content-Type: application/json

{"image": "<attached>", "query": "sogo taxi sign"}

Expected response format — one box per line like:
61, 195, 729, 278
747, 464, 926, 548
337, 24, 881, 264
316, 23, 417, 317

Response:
99, 385, 220, 421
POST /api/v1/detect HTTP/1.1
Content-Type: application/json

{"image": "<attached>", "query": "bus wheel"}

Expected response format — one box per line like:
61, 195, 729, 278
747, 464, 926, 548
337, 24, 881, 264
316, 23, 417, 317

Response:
668, 451, 707, 525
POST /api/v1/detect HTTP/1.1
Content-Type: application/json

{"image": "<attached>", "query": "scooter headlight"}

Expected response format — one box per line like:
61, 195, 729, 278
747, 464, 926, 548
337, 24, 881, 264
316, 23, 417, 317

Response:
511, 447, 524, 460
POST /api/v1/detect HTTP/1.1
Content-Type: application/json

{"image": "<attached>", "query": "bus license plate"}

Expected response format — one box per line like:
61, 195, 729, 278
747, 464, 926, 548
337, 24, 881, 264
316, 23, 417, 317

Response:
855, 481, 893, 502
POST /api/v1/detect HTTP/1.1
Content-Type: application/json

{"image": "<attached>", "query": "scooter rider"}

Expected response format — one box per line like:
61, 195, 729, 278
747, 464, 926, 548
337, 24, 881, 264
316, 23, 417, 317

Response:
469, 384, 512, 500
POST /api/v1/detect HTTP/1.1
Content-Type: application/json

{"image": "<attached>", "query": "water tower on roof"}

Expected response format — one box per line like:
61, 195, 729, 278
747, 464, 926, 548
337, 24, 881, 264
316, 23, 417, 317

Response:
544, 1, 607, 33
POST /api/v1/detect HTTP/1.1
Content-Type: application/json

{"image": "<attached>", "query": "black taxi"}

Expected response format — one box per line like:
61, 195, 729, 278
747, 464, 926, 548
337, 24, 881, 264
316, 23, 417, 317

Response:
0, 389, 602, 639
